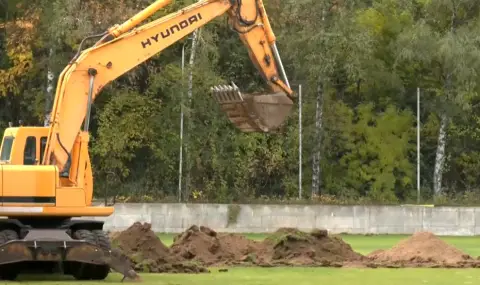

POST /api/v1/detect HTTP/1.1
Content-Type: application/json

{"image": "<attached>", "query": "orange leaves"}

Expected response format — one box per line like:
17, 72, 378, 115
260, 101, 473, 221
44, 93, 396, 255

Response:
0, 8, 40, 97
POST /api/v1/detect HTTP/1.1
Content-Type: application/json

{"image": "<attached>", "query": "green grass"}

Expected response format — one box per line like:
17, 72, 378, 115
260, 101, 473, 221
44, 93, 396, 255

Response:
15, 268, 480, 285
8, 233, 480, 284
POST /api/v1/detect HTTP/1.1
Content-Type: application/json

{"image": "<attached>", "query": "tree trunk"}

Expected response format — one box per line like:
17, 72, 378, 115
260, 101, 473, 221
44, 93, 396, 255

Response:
44, 48, 55, 126
311, 81, 324, 198
184, 29, 201, 201
433, 71, 452, 197
433, 2, 457, 197
433, 113, 448, 196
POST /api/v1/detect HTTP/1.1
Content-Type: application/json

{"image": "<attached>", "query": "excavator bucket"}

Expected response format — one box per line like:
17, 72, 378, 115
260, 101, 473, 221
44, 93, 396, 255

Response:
211, 82, 294, 132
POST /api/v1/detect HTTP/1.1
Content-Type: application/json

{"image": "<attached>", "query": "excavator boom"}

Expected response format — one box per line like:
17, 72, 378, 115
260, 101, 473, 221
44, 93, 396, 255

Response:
42, 0, 294, 173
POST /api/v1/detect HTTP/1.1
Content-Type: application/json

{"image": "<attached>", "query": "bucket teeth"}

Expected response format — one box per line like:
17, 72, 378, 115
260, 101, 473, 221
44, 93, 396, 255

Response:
211, 82, 244, 104
210, 81, 294, 133
106, 248, 141, 282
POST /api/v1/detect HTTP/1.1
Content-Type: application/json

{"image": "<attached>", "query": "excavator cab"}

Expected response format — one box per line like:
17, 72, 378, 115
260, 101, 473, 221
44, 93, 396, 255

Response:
0, 127, 48, 166
211, 82, 294, 132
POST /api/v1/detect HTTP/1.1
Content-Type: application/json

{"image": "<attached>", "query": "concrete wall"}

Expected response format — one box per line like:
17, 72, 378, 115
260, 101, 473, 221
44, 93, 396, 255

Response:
90, 203, 480, 236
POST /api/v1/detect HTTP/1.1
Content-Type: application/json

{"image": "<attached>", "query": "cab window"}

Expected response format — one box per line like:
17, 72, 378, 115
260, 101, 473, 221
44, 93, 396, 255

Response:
0, 136, 14, 161
40, 137, 47, 164
23, 136, 36, 165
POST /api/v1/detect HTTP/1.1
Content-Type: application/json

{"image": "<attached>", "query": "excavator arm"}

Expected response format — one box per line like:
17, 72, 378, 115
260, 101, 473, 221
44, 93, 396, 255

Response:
42, 0, 295, 172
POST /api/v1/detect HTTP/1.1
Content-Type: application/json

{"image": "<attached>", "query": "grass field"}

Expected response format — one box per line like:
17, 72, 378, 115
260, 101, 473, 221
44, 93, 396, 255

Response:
18, 268, 480, 285
10, 234, 480, 285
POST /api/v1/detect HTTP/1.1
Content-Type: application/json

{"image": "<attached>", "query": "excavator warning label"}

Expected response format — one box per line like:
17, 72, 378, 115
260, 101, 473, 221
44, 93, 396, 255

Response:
141, 13, 203, 49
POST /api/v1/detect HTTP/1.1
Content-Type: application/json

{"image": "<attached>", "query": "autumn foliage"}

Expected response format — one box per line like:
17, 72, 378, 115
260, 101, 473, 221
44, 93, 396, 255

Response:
1, 0, 480, 205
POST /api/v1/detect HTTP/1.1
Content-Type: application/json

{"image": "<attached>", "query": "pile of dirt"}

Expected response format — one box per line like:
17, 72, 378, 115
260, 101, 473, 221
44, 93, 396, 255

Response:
261, 228, 365, 266
367, 231, 478, 268
110, 224, 480, 269
111, 222, 209, 273
164, 226, 366, 267
170, 225, 263, 266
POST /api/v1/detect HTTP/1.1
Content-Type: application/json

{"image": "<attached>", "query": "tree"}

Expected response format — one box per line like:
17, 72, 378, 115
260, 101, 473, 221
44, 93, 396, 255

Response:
394, 0, 480, 196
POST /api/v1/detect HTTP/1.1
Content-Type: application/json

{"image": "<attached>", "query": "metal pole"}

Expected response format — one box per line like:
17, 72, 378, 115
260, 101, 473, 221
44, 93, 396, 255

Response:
417, 87, 421, 204
298, 84, 302, 199
184, 29, 200, 201
271, 43, 290, 89
178, 43, 186, 202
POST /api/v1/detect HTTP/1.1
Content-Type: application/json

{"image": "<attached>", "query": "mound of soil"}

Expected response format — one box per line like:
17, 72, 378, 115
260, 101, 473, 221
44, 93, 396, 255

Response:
169, 226, 366, 267
111, 222, 209, 273
110, 224, 480, 270
170, 225, 263, 266
367, 231, 476, 267
261, 228, 365, 266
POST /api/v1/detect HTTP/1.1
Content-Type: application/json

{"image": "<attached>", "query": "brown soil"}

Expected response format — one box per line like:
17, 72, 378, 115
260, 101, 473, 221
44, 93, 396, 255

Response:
170, 225, 263, 266
111, 224, 480, 271
367, 231, 480, 268
260, 228, 365, 267
113, 225, 366, 269
111, 222, 209, 273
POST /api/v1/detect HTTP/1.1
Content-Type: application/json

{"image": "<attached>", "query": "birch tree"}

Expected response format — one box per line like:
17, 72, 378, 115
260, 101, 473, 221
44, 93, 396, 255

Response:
394, 0, 480, 196
281, 0, 376, 198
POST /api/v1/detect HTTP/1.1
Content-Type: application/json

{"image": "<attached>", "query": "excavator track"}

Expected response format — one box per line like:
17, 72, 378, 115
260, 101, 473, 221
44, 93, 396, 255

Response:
0, 219, 139, 281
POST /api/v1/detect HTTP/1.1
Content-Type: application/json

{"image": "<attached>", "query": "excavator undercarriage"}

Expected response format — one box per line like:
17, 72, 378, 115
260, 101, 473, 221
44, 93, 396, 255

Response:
0, 219, 137, 281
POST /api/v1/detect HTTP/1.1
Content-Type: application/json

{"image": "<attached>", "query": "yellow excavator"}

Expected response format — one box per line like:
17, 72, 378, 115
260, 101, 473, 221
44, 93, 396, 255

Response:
0, 0, 294, 280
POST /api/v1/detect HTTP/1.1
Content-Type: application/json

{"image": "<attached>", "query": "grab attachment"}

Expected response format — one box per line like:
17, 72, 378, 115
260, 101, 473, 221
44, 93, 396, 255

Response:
211, 82, 293, 132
